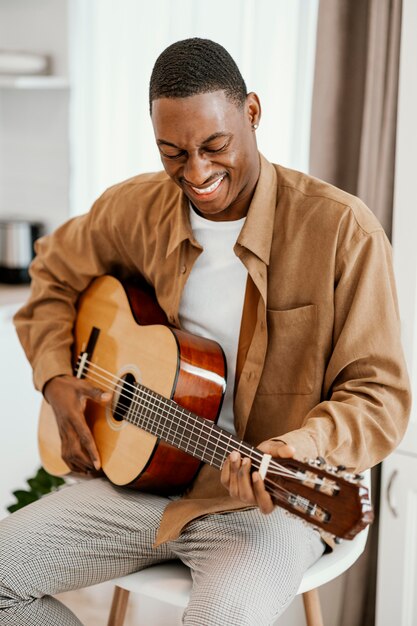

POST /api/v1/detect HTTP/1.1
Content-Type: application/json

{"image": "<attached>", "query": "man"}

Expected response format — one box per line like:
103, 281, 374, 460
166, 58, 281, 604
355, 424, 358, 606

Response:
0, 38, 410, 626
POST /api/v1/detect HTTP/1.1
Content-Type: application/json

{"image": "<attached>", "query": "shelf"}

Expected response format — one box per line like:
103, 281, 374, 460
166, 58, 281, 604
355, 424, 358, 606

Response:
0, 75, 69, 89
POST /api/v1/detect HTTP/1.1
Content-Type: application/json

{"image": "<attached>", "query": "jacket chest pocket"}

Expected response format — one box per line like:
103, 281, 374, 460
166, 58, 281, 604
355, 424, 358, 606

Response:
257, 304, 318, 395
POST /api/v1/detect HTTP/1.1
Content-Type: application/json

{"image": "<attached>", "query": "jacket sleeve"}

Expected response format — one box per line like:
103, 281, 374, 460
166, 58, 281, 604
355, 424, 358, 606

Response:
279, 228, 411, 471
13, 193, 137, 393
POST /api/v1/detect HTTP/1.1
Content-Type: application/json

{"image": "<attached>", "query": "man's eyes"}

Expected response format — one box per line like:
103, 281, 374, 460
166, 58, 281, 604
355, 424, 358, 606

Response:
205, 142, 228, 153
159, 142, 229, 160
160, 149, 185, 159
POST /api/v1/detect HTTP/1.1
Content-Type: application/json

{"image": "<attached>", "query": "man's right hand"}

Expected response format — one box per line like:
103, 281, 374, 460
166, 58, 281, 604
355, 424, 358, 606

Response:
43, 375, 112, 474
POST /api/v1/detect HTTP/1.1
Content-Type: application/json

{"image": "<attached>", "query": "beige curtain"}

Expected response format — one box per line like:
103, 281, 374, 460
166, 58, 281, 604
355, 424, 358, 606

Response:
309, 1, 402, 625
310, 0, 402, 239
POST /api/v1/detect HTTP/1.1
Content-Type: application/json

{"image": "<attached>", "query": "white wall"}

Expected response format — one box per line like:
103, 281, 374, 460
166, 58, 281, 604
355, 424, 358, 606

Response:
69, 0, 318, 216
0, 0, 68, 74
0, 0, 70, 232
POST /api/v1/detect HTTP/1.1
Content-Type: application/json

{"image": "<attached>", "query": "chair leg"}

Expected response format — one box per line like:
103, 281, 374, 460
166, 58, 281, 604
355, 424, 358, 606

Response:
302, 588, 324, 626
107, 586, 130, 626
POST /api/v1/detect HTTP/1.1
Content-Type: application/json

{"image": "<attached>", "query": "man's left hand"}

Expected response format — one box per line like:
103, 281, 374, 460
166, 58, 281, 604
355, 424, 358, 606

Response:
220, 440, 295, 514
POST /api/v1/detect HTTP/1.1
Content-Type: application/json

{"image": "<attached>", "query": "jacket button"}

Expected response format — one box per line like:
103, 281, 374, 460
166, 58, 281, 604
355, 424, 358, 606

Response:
180, 265, 187, 274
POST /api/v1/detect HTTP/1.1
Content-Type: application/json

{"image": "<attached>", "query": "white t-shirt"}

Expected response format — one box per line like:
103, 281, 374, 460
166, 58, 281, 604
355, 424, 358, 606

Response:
178, 207, 248, 435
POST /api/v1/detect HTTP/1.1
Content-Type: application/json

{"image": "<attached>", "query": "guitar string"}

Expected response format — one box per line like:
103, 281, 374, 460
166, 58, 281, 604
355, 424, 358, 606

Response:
81, 359, 302, 480
83, 359, 331, 490
80, 357, 324, 487
74, 360, 334, 525
84, 365, 298, 481
81, 357, 264, 465
82, 363, 330, 524
82, 365, 325, 516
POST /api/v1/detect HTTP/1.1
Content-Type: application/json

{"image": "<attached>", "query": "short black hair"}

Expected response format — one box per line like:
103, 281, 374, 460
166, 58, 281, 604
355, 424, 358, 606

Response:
149, 38, 247, 113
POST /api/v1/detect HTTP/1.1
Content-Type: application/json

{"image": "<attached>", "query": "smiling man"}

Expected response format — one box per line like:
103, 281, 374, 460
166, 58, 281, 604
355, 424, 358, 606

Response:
0, 38, 410, 626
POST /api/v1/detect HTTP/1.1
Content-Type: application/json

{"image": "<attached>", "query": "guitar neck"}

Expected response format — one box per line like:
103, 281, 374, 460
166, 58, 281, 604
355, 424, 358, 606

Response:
124, 381, 260, 473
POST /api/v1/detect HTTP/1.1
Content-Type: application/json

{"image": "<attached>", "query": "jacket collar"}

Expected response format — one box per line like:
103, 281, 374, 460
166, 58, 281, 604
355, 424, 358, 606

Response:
166, 192, 195, 258
235, 153, 277, 266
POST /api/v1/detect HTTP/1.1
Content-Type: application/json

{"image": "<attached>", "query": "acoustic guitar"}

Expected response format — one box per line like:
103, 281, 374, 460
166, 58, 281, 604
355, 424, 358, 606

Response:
38, 275, 373, 540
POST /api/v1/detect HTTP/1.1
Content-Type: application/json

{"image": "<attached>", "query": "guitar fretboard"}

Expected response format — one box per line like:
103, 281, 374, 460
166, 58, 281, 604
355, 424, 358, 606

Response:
124, 381, 261, 473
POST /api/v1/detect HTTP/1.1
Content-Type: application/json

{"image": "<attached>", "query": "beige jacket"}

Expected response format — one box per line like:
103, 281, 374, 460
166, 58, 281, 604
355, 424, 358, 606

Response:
14, 154, 411, 545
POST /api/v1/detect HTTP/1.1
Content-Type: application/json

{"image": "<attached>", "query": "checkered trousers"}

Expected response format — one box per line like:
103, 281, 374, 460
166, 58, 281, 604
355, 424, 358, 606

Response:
0, 477, 324, 626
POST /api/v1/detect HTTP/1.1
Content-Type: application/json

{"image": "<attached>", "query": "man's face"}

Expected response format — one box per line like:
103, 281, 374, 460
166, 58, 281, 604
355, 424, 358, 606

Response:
151, 90, 261, 221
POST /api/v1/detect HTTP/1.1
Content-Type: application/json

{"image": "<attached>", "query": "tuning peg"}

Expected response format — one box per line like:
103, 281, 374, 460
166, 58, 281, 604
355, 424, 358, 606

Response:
336, 464, 346, 473
342, 473, 357, 483
354, 473, 364, 481
307, 456, 326, 468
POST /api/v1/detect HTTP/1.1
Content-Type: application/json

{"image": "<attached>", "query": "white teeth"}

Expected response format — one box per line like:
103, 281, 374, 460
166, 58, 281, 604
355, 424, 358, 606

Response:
192, 175, 224, 195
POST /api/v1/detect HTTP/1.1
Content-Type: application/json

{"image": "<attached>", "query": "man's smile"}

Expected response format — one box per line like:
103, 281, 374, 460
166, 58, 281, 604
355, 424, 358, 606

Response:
185, 174, 226, 197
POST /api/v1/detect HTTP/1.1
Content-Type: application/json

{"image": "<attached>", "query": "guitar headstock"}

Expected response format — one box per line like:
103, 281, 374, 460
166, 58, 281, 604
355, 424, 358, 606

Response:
264, 456, 374, 540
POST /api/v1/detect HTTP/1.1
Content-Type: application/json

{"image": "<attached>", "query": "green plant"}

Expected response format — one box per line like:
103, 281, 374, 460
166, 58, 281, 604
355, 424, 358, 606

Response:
7, 467, 65, 513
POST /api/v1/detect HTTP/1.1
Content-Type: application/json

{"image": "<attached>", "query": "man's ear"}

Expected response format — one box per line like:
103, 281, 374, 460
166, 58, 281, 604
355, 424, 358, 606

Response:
246, 92, 261, 129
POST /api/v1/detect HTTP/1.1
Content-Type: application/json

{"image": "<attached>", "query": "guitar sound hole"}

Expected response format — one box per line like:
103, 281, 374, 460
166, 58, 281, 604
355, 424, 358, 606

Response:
113, 373, 136, 422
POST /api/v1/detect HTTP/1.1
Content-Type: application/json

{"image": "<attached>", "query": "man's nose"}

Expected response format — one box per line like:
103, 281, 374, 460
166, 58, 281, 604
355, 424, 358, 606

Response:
183, 153, 212, 186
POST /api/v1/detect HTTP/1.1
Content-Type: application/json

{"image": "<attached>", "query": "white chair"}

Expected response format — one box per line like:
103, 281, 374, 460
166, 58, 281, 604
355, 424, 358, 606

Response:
106, 472, 371, 626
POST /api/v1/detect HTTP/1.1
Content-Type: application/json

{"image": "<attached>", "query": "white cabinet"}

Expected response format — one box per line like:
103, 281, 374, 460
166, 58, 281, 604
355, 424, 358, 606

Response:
0, 299, 42, 519
376, 454, 417, 626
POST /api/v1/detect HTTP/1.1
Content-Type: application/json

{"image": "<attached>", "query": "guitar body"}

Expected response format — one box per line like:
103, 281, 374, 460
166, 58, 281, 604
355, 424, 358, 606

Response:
38, 275, 226, 493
